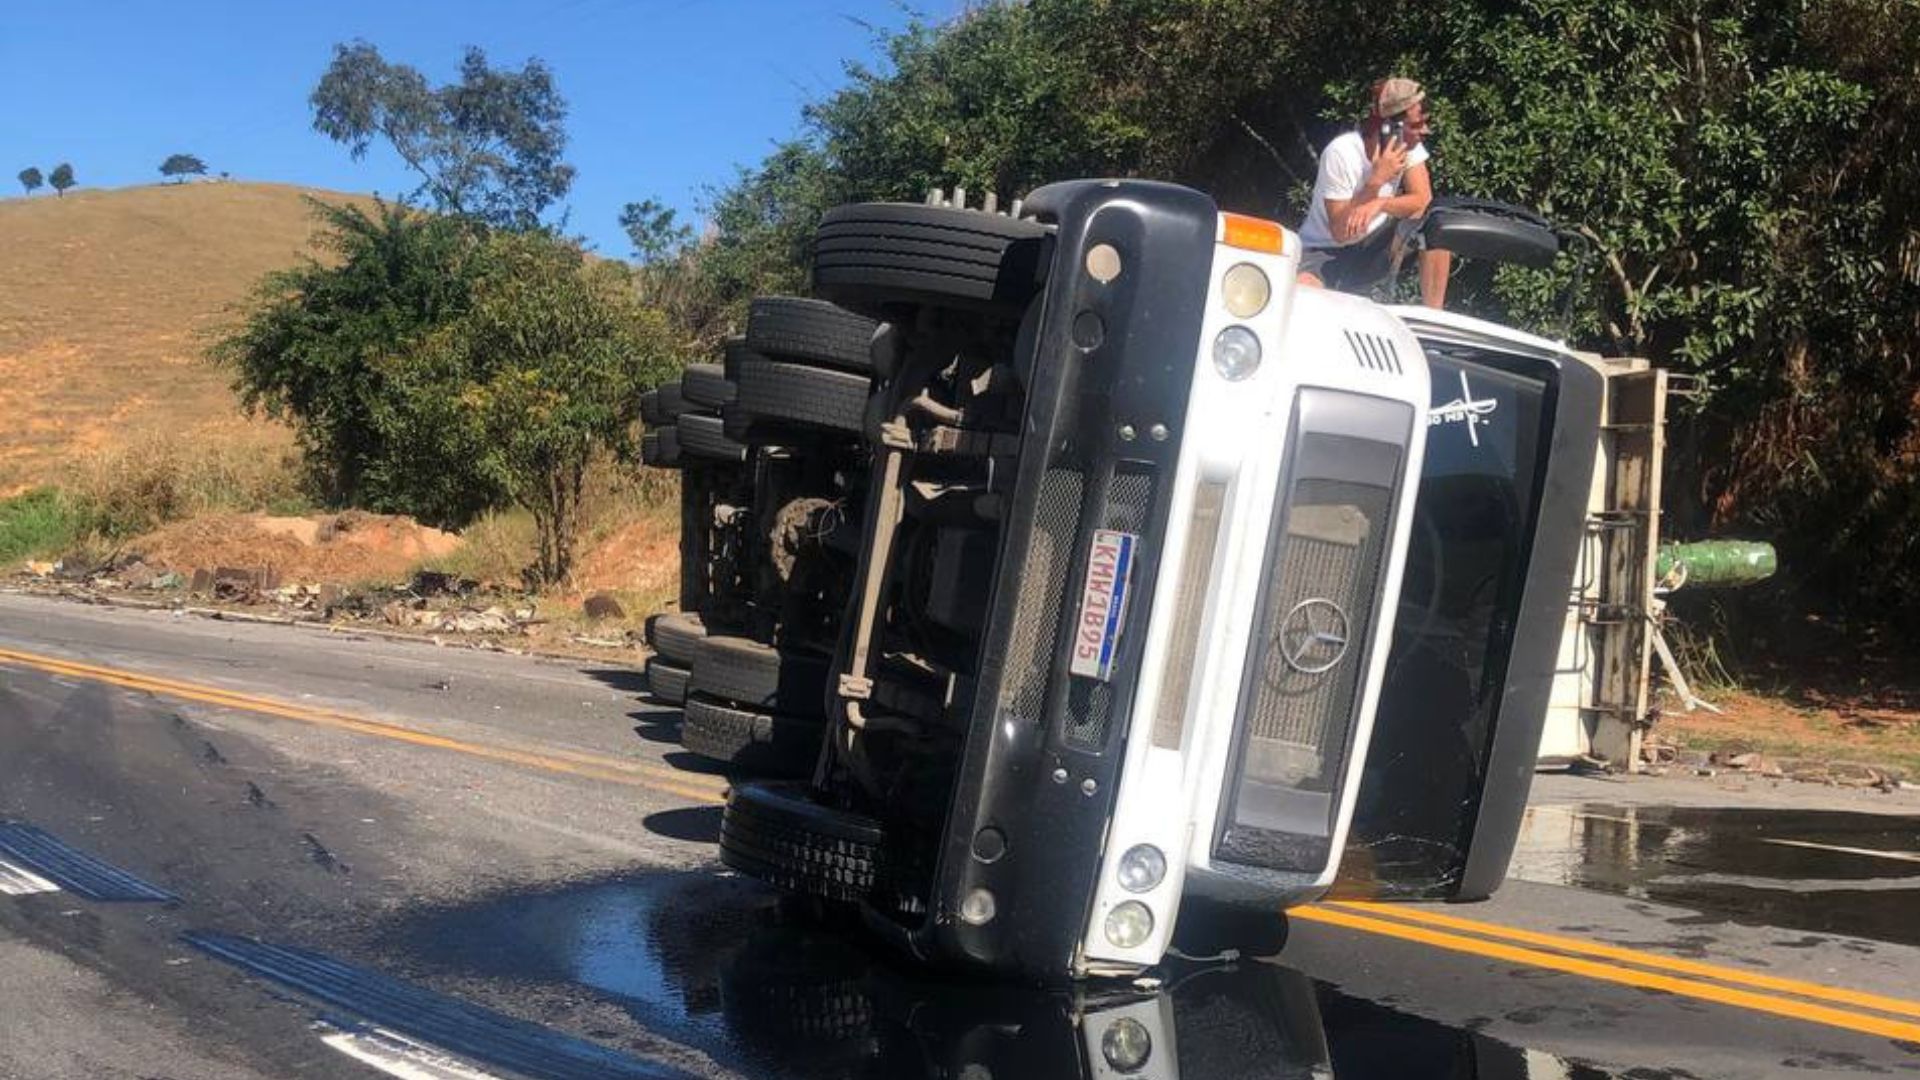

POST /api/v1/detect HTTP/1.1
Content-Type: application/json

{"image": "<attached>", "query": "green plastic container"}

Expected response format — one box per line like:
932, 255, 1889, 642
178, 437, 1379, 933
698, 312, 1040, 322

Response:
1656, 540, 1777, 589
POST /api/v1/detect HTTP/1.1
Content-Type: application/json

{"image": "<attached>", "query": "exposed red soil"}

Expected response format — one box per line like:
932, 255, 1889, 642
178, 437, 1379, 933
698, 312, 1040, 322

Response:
130, 511, 461, 583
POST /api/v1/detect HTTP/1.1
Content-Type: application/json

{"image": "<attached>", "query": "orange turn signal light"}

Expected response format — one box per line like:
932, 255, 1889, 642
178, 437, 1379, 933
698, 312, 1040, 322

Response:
1219, 212, 1288, 255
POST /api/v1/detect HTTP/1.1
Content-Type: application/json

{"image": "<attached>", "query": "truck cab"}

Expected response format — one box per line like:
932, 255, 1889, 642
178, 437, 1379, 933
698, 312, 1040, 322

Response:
647, 180, 1598, 982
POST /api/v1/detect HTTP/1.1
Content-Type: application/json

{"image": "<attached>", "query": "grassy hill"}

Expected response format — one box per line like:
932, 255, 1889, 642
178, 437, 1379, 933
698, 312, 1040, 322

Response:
0, 181, 375, 494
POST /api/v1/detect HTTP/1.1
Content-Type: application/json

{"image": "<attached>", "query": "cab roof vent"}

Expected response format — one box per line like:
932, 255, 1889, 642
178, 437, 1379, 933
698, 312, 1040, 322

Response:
1345, 331, 1402, 375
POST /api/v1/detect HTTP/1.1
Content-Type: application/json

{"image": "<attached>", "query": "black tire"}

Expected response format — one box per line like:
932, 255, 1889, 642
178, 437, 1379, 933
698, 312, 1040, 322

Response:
720, 927, 877, 1050
642, 425, 682, 467
720, 780, 882, 902
658, 382, 688, 419
677, 412, 748, 463
681, 363, 735, 409
745, 297, 877, 372
691, 635, 831, 713
681, 695, 822, 776
812, 203, 1051, 313
640, 389, 663, 426
732, 354, 870, 435
645, 656, 690, 705
645, 611, 706, 665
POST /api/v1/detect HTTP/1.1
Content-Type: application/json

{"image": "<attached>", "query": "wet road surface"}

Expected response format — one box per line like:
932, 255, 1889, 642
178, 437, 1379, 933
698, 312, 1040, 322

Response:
1513, 802, 1920, 948
3, 591, 1920, 1078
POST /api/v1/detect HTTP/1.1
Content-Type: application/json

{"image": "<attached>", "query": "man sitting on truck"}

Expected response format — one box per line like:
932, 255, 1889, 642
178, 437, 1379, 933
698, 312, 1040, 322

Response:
1296, 77, 1453, 309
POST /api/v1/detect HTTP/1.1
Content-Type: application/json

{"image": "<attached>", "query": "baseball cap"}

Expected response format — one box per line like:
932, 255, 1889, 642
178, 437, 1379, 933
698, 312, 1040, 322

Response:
1376, 77, 1425, 118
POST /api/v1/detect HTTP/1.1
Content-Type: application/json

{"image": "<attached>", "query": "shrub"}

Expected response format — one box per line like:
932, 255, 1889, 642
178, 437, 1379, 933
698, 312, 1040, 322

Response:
0, 489, 85, 566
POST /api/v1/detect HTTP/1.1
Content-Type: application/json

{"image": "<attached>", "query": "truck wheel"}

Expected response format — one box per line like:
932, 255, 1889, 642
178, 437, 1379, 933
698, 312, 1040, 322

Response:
642, 383, 689, 426
732, 354, 870, 436
645, 611, 706, 665
677, 412, 749, 463
719, 780, 883, 902
812, 202, 1051, 314
690, 636, 830, 714
719, 926, 876, 1048
642, 425, 682, 467
682, 695, 821, 776
745, 298, 877, 373
645, 656, 690, 705
681, 363, 735, 409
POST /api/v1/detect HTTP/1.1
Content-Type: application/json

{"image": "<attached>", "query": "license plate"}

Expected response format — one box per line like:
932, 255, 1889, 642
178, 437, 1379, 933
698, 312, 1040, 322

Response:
1070, 529, 1138, 681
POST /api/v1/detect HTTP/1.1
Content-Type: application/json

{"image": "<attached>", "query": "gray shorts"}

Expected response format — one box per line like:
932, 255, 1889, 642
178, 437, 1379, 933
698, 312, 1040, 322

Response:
1298, 219, 1421, 293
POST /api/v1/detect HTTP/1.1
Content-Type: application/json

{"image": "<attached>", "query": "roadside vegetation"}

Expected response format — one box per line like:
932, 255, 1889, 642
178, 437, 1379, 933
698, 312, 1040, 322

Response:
0, 435, 307, 565
6, 2, 1916, 745
659, 0, 1920, 645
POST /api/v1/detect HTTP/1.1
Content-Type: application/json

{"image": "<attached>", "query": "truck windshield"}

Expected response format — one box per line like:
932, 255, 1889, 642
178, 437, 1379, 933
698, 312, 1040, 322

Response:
1341, 346, 1549, 894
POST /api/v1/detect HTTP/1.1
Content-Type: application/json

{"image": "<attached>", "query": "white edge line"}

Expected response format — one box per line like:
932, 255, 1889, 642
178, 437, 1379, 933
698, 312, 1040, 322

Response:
1761, 837, 1920, 865
0, 857, 60, 896
318, 1023, 506, 1080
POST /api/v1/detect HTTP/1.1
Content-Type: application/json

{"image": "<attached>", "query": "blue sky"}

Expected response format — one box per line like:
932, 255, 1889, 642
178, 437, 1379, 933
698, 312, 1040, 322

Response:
1, 0, 939, 255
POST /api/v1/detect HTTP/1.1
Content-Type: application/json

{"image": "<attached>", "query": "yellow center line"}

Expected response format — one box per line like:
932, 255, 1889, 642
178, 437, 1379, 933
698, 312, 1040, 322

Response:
12, 647, 1919, 1042
1324, 901, 1920, 1021
0, 645, 726, 806
1292, 905, 1920, 1044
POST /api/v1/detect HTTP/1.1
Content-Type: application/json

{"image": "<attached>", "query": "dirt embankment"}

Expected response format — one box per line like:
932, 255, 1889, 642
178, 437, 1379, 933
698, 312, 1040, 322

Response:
129, 511, 461, 584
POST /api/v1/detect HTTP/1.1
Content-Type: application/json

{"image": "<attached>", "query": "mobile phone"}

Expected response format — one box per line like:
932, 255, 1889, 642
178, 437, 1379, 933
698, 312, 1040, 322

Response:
1382, 118, 1406, 147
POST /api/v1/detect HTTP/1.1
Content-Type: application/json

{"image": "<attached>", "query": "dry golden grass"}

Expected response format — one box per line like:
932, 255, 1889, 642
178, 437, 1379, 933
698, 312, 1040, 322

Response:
0, 181, 375, 495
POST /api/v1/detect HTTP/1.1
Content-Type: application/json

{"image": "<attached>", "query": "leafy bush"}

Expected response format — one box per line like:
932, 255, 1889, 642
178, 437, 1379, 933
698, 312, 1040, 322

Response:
213, 198, 496, 525
397, 232, 680, 583
0, 489, 84, 566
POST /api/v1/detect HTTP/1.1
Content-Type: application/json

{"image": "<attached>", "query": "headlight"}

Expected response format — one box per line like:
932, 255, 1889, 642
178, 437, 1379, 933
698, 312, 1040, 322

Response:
1212, 325, 1261, 381
1104, 901, 1155, 948
1101, 1017, 1153, 1073
1221, 262, 1271, 318
1116, 844, 1166, 893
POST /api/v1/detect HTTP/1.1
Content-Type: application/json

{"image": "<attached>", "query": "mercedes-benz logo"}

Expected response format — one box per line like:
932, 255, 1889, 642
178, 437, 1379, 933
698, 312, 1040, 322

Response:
1278, 598, 1351, 674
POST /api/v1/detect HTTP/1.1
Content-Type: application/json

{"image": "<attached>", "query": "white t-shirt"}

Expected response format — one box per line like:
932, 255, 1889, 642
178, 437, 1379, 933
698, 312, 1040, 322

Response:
1298, 130, 1430, 250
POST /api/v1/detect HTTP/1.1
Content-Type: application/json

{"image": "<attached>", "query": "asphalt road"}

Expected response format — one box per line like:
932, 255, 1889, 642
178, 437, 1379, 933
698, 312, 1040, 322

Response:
2, 590, 1918, 1080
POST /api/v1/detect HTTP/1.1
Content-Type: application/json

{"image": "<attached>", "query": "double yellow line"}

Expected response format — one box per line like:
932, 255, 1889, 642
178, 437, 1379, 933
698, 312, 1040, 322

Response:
8, 643, 1920, 1044
1295, 901, 1920, 1043
0, 645, 728, 806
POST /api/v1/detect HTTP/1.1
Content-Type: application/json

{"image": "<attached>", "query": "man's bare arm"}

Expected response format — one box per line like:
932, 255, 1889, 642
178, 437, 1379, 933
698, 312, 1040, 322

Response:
1327, 161, 1433, 242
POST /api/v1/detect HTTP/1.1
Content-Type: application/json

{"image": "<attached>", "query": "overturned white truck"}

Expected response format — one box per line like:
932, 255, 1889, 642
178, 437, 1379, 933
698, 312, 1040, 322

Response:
640, 180, 1600, 981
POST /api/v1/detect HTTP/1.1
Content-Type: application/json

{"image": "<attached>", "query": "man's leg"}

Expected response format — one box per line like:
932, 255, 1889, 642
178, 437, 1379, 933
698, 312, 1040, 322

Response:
1296, 248, 1332, 291
1418, 246, 1453, 309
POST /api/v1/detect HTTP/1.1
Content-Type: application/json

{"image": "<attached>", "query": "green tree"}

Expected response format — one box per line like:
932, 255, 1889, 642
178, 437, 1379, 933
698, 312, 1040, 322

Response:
212, 199, 498, 524
17, 167, 42, 196
689, 0, 1920, 625
618, 198, 692, 264
310, 41, 575, 229
399, 233, 679, 583
159, 153, 209, 182
47, 162, 74, 196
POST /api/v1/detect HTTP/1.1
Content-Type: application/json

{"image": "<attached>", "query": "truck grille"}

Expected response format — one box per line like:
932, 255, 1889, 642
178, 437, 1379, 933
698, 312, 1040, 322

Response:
1001, 469, 1083, 726
1242, 485, 1389, 784
1152, 479, 1227, 749
1215, 389, 1412, 875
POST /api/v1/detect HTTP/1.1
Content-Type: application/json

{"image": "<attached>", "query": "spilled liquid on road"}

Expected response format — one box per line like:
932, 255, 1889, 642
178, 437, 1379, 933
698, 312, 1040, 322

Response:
1513, 804, 1920, 947
380, 870, 1630, 1079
